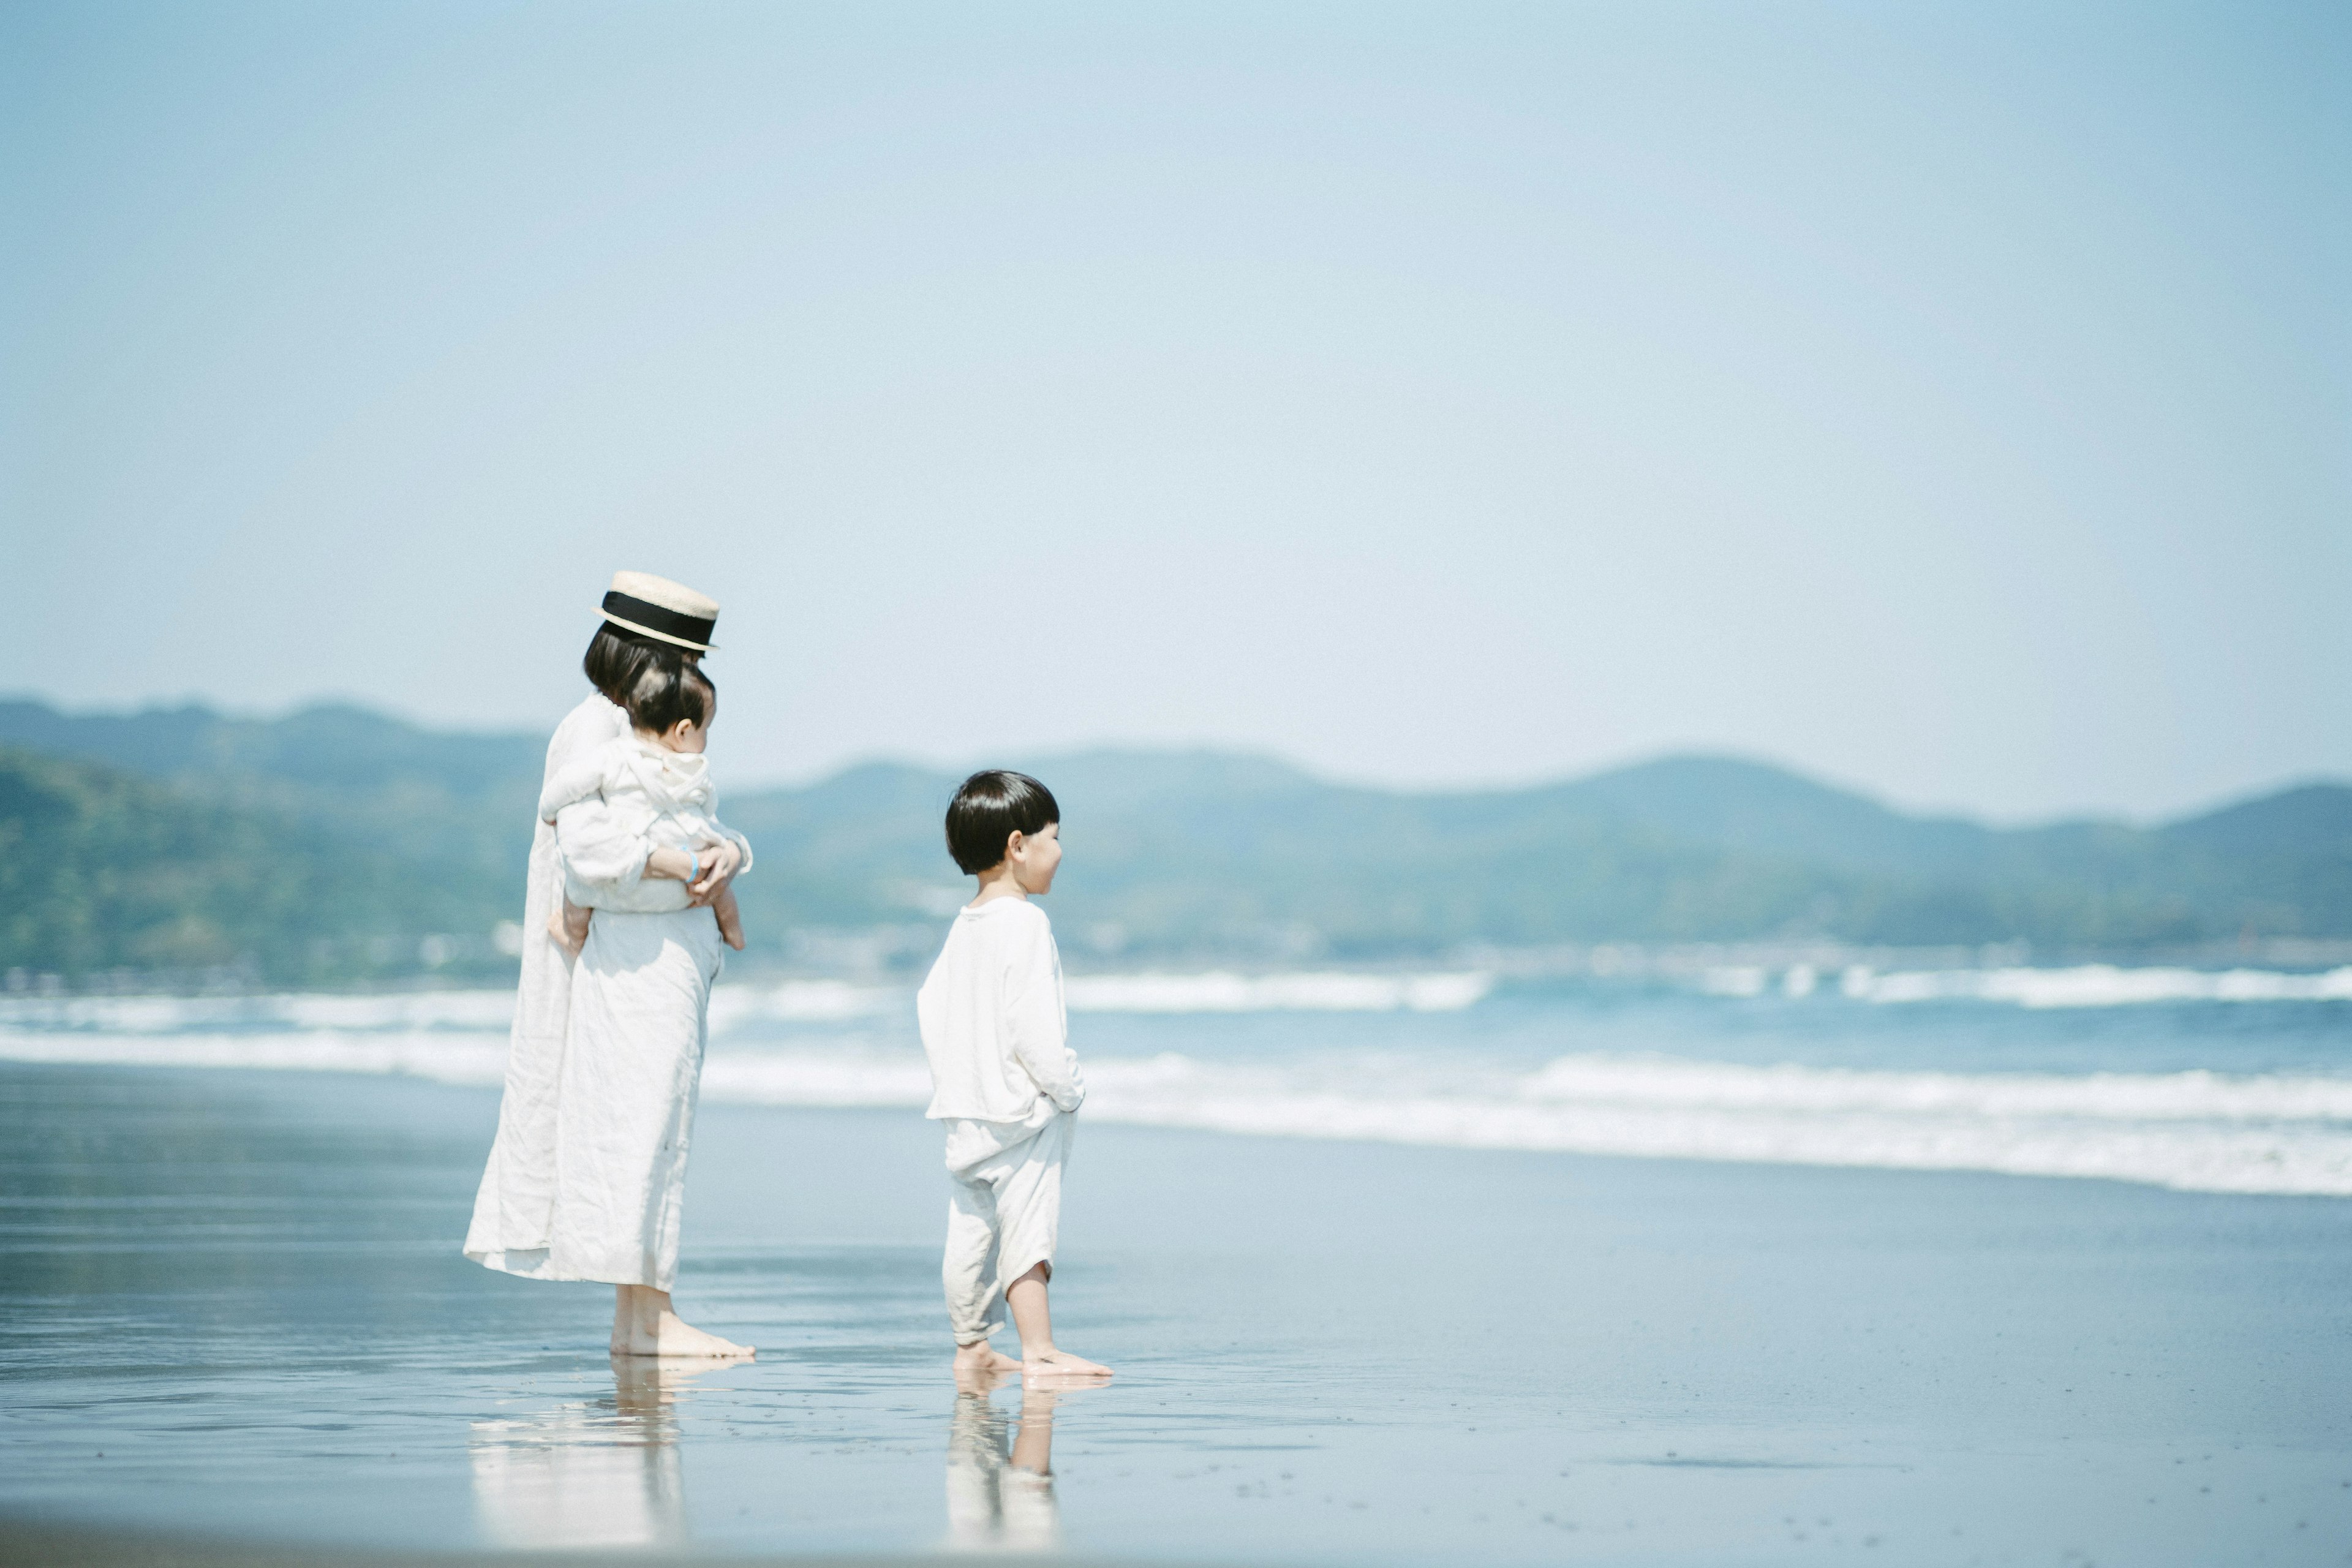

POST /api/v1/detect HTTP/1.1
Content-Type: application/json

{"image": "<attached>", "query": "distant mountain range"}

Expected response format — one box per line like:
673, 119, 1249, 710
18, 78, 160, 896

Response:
2, 697, 2348, 983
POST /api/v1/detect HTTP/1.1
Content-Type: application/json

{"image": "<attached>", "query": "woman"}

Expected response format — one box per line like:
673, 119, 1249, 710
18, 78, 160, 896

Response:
464, 571, 752, 1357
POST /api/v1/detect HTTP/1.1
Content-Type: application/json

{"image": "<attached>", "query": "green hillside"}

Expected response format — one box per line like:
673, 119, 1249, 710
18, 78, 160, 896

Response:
0, 746, 507, 983
725, 751, 2352, 957
1, 699, 2348, 981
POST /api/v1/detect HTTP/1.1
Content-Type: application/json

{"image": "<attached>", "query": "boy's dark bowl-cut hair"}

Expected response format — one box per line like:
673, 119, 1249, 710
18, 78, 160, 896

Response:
946, 771, 1060, 875
623, 651, 715, 736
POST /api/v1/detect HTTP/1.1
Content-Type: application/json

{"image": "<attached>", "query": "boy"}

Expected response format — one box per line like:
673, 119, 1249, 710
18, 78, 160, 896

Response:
916, 770, 1109, 1382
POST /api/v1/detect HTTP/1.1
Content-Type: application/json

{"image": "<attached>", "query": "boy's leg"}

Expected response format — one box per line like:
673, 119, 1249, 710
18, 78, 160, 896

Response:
1005, 1265, 1107, 1378
994, 1116, 1108, 1380
945, 1175, 1020, 1372
999, 1386, 1064, 1549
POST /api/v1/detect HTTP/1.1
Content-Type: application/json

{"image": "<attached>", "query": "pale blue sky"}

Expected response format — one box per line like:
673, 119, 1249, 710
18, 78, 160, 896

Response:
4, 2, 2345, 820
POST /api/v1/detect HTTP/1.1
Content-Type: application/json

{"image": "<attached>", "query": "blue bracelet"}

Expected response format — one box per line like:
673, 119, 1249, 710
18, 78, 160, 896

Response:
685, 851, 700, 883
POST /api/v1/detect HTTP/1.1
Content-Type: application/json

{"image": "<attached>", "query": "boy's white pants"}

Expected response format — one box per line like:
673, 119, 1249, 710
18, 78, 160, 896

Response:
942, 1110, 1074, 1345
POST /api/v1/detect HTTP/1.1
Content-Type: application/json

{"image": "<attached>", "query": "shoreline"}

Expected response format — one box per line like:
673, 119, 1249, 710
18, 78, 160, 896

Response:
0, 1515, 1153, 1568
10, 934, 2352, 1001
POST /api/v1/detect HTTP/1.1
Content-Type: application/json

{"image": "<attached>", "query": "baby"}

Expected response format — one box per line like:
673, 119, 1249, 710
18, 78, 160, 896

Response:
541, 658, 750, 956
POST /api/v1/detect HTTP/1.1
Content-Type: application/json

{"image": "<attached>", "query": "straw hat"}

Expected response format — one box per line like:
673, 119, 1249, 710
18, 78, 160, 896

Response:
598, 571, 720, 651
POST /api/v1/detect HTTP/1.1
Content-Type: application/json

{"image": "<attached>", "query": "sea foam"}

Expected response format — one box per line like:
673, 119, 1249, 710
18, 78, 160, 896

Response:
1845, 964, 2352, 1008
6, 965, 2345, 1198
6, 1023, 2347, 1197
1063, 970, 1494, 1013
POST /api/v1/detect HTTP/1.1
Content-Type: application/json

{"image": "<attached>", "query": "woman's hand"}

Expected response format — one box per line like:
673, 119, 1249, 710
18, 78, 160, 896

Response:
684, 837, 742, 906
643, 840, 741, 901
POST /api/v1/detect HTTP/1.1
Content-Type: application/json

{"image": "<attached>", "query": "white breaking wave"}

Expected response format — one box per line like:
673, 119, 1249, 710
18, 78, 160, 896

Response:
0, 1028, 513, 1085
9, 963, 2338, 1042
707, 981, 903, 1026
0, 989, 524, 1034
4, 1023, 2348, 1198
0, 982, 905, 1036
0, 969, 1494, 1035
1844, 964, 2352, 1008
1065, 1054, 2352, 1198
1063, 970, 1494, 1013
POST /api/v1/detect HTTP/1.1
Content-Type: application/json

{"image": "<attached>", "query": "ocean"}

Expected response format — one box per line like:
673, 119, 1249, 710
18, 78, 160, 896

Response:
6, 960, 2350, 1196
1, 963, 2348, 1564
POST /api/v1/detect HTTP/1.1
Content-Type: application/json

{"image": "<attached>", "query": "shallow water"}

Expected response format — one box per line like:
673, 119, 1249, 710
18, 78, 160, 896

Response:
3, 1058, 2350, 1564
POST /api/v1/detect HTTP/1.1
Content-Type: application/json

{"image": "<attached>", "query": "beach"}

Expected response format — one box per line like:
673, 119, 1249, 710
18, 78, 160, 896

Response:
4, 976, 2350, 1564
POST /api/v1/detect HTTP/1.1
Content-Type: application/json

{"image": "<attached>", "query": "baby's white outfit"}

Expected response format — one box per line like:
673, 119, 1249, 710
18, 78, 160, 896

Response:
537, 737, 752, 913
916, 897, 1086, 1345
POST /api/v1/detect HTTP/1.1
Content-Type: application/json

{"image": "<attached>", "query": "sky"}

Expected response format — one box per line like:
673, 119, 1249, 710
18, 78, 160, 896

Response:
2, 1, 2345, 823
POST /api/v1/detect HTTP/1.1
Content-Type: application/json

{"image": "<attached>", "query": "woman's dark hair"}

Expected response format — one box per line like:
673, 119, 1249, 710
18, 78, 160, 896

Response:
623, 651, 715, 735
582, 622, 703, 706
945, 771, 1059, 875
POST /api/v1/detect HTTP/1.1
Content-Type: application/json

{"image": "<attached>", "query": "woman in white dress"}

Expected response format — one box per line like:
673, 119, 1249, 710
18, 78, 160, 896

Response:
464, 572, 752, 1357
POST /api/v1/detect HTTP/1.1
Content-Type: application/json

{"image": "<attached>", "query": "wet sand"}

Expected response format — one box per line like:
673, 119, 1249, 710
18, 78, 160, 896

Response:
0, 1517, 1030, 1568
3, 1060, 2349, 1564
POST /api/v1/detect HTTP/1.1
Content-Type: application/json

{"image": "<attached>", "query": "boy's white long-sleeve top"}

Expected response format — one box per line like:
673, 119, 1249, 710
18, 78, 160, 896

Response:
918, 899, 1085, 1126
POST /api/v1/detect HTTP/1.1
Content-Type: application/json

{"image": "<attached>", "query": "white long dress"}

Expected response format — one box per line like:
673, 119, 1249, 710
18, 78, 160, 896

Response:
462, 693, 741, 1289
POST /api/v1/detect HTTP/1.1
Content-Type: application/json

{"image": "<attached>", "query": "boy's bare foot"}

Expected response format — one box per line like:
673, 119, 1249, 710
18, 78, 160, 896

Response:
954, 1341, 1023, 1376
1022, 1348, 1110, 1381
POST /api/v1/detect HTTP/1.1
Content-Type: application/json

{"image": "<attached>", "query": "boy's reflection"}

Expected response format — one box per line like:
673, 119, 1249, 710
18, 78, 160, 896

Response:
946, 1368, 1072, 1551
469, 1355, 706, 1548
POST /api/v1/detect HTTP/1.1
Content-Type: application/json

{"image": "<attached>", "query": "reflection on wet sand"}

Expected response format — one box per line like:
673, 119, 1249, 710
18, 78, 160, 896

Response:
470, 1355, 720, 1548
946, 1371, 1075, 1552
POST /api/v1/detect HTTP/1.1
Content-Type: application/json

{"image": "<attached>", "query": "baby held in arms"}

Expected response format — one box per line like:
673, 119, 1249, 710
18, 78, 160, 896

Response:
540, 659, 750, 956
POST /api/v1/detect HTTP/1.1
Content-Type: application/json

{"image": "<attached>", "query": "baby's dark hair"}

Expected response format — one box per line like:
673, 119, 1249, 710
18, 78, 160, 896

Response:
945, 771, 1059, 875
582, 621, 695, 704
624, 650, 715, 735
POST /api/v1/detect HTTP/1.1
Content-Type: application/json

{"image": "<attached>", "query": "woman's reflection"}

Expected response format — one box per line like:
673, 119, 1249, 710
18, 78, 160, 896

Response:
945, 1368, 1069, 1551
469, 1354, 713, 1548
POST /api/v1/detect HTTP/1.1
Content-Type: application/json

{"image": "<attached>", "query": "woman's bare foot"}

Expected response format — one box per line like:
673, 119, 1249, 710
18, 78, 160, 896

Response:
632, 1311, 753, 1358
1022, 1348, 1110, 1381
954, 1340, 1023, 1377
611, 1284, 753, 1359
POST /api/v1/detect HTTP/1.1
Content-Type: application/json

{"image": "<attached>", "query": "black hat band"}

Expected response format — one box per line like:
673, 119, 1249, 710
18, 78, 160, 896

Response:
602, 590, 716, 647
